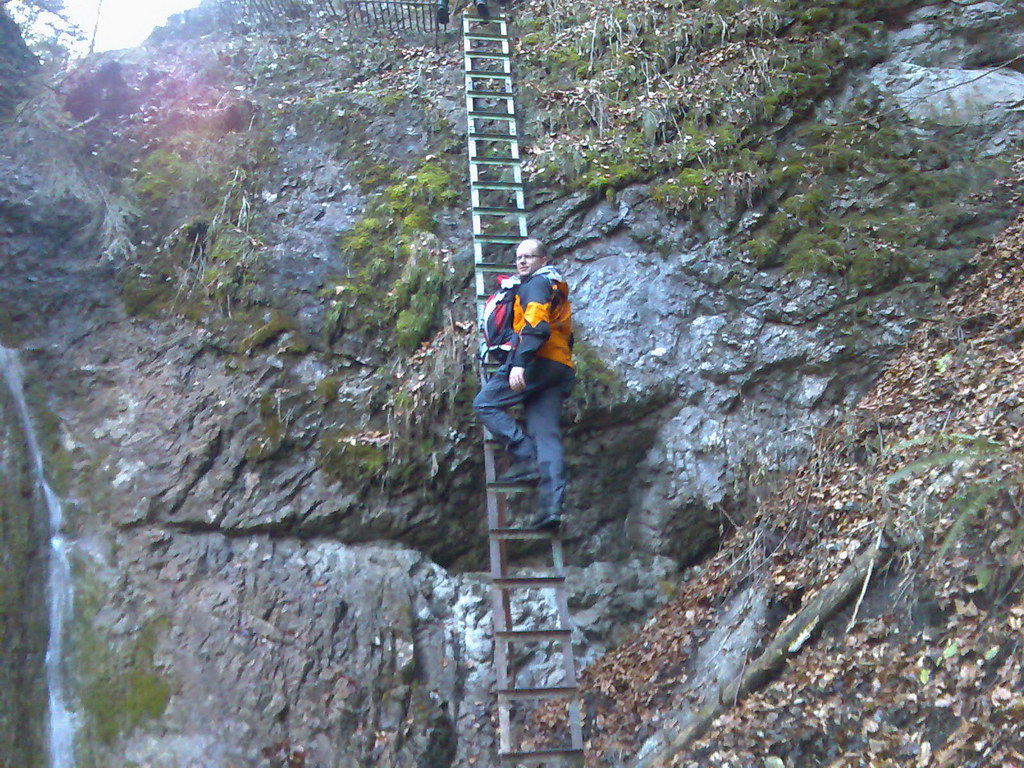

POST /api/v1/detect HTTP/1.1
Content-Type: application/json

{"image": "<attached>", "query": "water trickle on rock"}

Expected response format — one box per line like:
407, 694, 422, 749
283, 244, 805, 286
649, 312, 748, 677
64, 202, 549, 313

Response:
0, 347, 76, 768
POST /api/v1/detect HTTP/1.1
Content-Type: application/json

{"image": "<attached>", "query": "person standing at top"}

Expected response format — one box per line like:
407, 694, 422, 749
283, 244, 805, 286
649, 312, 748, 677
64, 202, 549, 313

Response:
473, 238, 575, 530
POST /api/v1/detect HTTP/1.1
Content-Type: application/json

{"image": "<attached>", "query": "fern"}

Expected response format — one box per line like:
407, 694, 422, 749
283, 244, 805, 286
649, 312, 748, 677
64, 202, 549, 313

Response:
883, 445, 1002, 486
884, 431, 1017, 559
938, 483, 1002, 558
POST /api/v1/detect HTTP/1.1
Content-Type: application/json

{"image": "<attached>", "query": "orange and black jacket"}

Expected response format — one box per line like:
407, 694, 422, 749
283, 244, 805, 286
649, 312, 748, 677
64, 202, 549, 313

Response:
511, 265, 573, 369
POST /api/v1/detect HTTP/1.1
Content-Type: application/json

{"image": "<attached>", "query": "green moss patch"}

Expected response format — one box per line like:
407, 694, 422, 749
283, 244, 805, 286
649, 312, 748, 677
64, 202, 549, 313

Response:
318, 430, 388, 486
123, 128, 275, 319
325, 159, 460, 352
521, 0, 875, 197
315, 376, 342, 402
566, 339, 628, 421
738, 120, 1006, 288
239, 310, 297, 355
245, 389, 290, 462
72, 569, 171, 746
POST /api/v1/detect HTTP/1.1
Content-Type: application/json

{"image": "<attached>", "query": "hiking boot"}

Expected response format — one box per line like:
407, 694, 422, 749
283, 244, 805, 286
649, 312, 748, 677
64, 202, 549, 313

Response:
531, 506, 562, 531
496, 459, 540, 485
475, 0, 491, 20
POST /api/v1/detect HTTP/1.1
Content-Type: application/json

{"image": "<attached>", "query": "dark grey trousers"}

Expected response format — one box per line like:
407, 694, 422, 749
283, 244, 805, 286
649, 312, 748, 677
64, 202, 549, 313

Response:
473, 357, 575, 511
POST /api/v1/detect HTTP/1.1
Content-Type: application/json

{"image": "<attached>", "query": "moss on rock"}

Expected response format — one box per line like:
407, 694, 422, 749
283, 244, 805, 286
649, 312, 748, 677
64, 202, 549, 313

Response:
124, 127, 275, 321
318, 430, 387, 486
326, 159, 460, 352
519, 0, 1011, 293
245, 388, 290, 462
72, 567, 171, 748
239, 310, 297, 355
566, 339, 628, 421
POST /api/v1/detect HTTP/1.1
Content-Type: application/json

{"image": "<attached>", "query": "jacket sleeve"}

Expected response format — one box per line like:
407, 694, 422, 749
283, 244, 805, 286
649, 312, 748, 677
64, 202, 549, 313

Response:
511, 275, 553, 367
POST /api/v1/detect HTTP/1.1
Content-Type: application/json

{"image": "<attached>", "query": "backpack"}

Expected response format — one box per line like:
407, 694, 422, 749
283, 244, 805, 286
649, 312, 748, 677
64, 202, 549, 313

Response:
480, 274, 520, 362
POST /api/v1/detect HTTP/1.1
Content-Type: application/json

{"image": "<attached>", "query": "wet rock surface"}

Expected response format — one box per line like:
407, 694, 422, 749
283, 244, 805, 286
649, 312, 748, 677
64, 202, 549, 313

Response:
0, 352, 49, 767
1, 1, 1023, 766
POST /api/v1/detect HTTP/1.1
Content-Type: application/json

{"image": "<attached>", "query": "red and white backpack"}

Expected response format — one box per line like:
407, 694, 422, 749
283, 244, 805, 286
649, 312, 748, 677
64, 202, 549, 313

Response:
480, 274, 520, 363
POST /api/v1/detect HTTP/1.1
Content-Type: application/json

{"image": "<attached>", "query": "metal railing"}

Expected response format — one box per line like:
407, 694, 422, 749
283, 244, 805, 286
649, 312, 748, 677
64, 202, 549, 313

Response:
217, 0, 453, 34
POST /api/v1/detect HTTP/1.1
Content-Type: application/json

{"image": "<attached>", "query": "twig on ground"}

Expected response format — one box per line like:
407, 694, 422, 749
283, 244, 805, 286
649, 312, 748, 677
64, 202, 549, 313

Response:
846, 525, 882, 632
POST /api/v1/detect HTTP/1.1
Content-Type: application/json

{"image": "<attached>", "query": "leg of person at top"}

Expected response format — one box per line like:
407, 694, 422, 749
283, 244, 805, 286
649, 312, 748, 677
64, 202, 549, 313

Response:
524, 362, 574, 529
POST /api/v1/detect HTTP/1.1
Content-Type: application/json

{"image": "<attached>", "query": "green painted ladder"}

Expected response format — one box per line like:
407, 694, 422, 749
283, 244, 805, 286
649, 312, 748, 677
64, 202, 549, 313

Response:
462, 8, 584, 767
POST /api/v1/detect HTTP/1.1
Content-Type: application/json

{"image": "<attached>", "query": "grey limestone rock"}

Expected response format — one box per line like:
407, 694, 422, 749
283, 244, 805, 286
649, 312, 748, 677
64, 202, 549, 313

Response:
70, 529, 669, 768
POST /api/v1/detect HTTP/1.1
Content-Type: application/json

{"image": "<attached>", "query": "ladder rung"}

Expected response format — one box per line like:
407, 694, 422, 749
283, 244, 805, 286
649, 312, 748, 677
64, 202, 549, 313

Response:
469, 111, 516, 121
475, 268, 516, 280
499, 749, 584, 766
495, 628, 571, 641
474, 232, 523, 242
474, 243, 519, 254
489, 527, 555, 541
472, 181, 523, 190
477, 287, 509, 298
498, 686, 578, 701
465, 33, 510, 41
486, 480, 533, 494
469, 155, 520, 165
493, 576, 566, 588
467, 70, 514, 80
474, 258, 517, 270
473, 206, 526, 216
469, 132, 518, 142
466, 51, 511, 60
467, 89, 514, 99
475, 265, 517, 276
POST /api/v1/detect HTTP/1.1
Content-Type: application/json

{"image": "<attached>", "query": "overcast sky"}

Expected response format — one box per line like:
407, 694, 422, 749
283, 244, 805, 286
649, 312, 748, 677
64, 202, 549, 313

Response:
62, 0, 202, 51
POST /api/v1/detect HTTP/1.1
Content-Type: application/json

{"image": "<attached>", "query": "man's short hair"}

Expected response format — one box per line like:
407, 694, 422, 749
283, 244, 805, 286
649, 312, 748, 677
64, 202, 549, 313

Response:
518, 238, 549, 260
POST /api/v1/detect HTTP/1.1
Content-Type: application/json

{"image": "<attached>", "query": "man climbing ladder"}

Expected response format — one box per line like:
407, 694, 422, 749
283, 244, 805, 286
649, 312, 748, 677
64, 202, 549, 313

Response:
474, 238, 575, 530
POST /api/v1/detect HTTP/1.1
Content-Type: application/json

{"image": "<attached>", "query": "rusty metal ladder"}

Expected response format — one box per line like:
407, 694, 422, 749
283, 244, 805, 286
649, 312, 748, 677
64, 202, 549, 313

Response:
462, 8, 584, 766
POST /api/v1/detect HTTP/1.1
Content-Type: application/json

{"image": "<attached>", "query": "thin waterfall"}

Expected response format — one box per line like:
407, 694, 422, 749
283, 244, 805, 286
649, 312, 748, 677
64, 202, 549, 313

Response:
0, 347, 75, 767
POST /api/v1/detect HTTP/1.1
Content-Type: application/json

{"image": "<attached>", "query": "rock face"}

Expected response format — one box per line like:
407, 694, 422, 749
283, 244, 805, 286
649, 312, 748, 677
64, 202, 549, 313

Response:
541, 189, 922, 564
872, 2, 1024, 151
531, 0, 1024, 565
73, 530, 673, 767
0, 1, 1022, 767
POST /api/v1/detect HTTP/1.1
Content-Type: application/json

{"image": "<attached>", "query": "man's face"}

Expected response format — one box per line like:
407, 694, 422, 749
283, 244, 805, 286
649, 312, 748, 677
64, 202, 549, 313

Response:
515, 246, 547, 277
